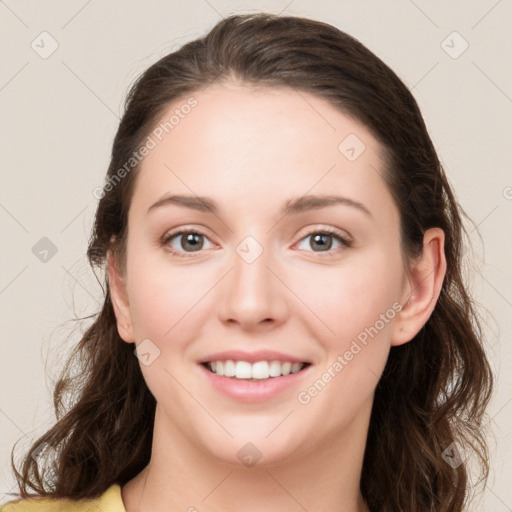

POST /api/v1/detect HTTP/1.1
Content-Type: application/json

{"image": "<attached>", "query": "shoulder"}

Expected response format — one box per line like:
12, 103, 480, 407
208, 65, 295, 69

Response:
0, 484, 126, 512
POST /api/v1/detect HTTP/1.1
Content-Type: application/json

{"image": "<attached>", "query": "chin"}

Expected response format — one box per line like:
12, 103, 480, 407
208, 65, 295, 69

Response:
192, 419, 311, 469
205, 437, 303, 469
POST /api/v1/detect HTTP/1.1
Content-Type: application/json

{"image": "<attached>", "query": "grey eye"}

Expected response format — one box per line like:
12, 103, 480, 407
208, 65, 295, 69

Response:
296, 232, 344, 252
166, 231, 214, 253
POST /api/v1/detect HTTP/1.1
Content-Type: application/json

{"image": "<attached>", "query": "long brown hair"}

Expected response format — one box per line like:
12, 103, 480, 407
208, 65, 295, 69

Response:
7, 13, 494, 512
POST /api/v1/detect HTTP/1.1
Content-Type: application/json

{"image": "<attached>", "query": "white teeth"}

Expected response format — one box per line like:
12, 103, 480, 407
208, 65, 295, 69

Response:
235, 361, 252, 379
291, 362, 302, 373
269, 360, 282, 377
251, 361, 269, 379
281, 362, 292, 376
207, 359, 306, 379
224, 360, 235, 377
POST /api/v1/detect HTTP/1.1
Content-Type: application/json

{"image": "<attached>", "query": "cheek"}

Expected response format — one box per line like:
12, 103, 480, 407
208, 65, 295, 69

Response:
126, 250, 216, 341
293, 263, 398, 423
291, 251, 403, 347
125, 256, 213, 393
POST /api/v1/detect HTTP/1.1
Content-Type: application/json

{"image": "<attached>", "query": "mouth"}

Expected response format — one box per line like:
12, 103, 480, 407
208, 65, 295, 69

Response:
201, 360, 311, 381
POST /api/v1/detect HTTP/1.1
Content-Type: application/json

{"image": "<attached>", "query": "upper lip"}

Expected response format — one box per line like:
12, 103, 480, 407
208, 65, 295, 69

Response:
199, 350, 311, 364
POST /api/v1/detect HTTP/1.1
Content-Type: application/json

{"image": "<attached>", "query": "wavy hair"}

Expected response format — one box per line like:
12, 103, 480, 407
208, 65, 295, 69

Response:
7, 13, 494, 512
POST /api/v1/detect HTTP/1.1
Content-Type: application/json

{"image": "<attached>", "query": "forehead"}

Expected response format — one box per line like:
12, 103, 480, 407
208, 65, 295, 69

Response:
128, 82, 397, 227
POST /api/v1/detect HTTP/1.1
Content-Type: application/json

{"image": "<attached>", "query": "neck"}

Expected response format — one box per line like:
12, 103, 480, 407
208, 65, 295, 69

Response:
122, 402, 372, 512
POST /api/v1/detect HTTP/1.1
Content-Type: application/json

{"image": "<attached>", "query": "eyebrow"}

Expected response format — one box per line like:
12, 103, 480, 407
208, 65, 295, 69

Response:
147, 193, 372, 218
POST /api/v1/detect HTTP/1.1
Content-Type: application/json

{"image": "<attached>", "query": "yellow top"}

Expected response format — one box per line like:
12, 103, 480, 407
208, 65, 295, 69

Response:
0, 484, 126, 512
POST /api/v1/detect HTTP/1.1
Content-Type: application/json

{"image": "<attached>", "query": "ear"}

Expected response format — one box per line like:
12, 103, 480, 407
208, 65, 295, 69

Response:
391, 227, 447, 346
107, 248, 135, 343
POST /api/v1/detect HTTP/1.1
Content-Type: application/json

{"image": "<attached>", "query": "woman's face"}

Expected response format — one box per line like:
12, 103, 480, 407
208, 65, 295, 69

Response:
111, 82, 415, 466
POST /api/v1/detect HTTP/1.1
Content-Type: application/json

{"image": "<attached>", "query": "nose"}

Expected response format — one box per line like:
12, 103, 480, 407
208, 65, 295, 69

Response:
218, 239, 289, 331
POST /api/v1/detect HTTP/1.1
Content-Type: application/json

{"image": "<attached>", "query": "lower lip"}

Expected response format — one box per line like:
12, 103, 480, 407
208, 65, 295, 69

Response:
199, 363, 311, 402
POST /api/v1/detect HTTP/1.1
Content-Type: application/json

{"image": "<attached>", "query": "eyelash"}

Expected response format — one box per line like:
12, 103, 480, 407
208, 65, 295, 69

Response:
160, 227, 352, 259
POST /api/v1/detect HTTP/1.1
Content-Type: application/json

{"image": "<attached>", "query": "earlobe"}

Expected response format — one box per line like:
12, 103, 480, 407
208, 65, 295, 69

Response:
391, 227, 447, 347
107, 249, 135, 343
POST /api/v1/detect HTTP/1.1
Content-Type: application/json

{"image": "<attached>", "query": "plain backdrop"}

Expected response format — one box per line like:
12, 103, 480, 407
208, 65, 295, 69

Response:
1, 1, 511, 510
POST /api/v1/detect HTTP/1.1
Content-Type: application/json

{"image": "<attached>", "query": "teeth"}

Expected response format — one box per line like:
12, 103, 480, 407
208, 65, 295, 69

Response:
251, 361, 269, 379
269, 360, 282, 377
281, 362, 292, 376
291, 362, 302, 373
235, 361, 252, 379
224, 360, 235, 377
207, 360, 306, 379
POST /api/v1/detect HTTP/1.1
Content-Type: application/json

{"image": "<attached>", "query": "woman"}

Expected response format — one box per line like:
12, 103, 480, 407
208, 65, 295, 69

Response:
2, 13, 493, 512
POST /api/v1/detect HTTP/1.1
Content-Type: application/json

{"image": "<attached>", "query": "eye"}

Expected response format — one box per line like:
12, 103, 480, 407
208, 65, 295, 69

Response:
295, 228, 352, 256
161, 230, 215, 258
161, 227, 352, 259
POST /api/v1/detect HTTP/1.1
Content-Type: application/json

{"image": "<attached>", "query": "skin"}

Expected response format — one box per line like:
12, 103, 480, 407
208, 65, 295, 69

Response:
108, 81, 447, 512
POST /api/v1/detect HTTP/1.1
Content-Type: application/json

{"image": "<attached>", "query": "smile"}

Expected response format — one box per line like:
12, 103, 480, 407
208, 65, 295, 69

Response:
203, 360, 309, 380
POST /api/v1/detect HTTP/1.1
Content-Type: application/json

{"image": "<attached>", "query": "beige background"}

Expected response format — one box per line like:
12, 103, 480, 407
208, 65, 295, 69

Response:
1, 0, 511, 509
